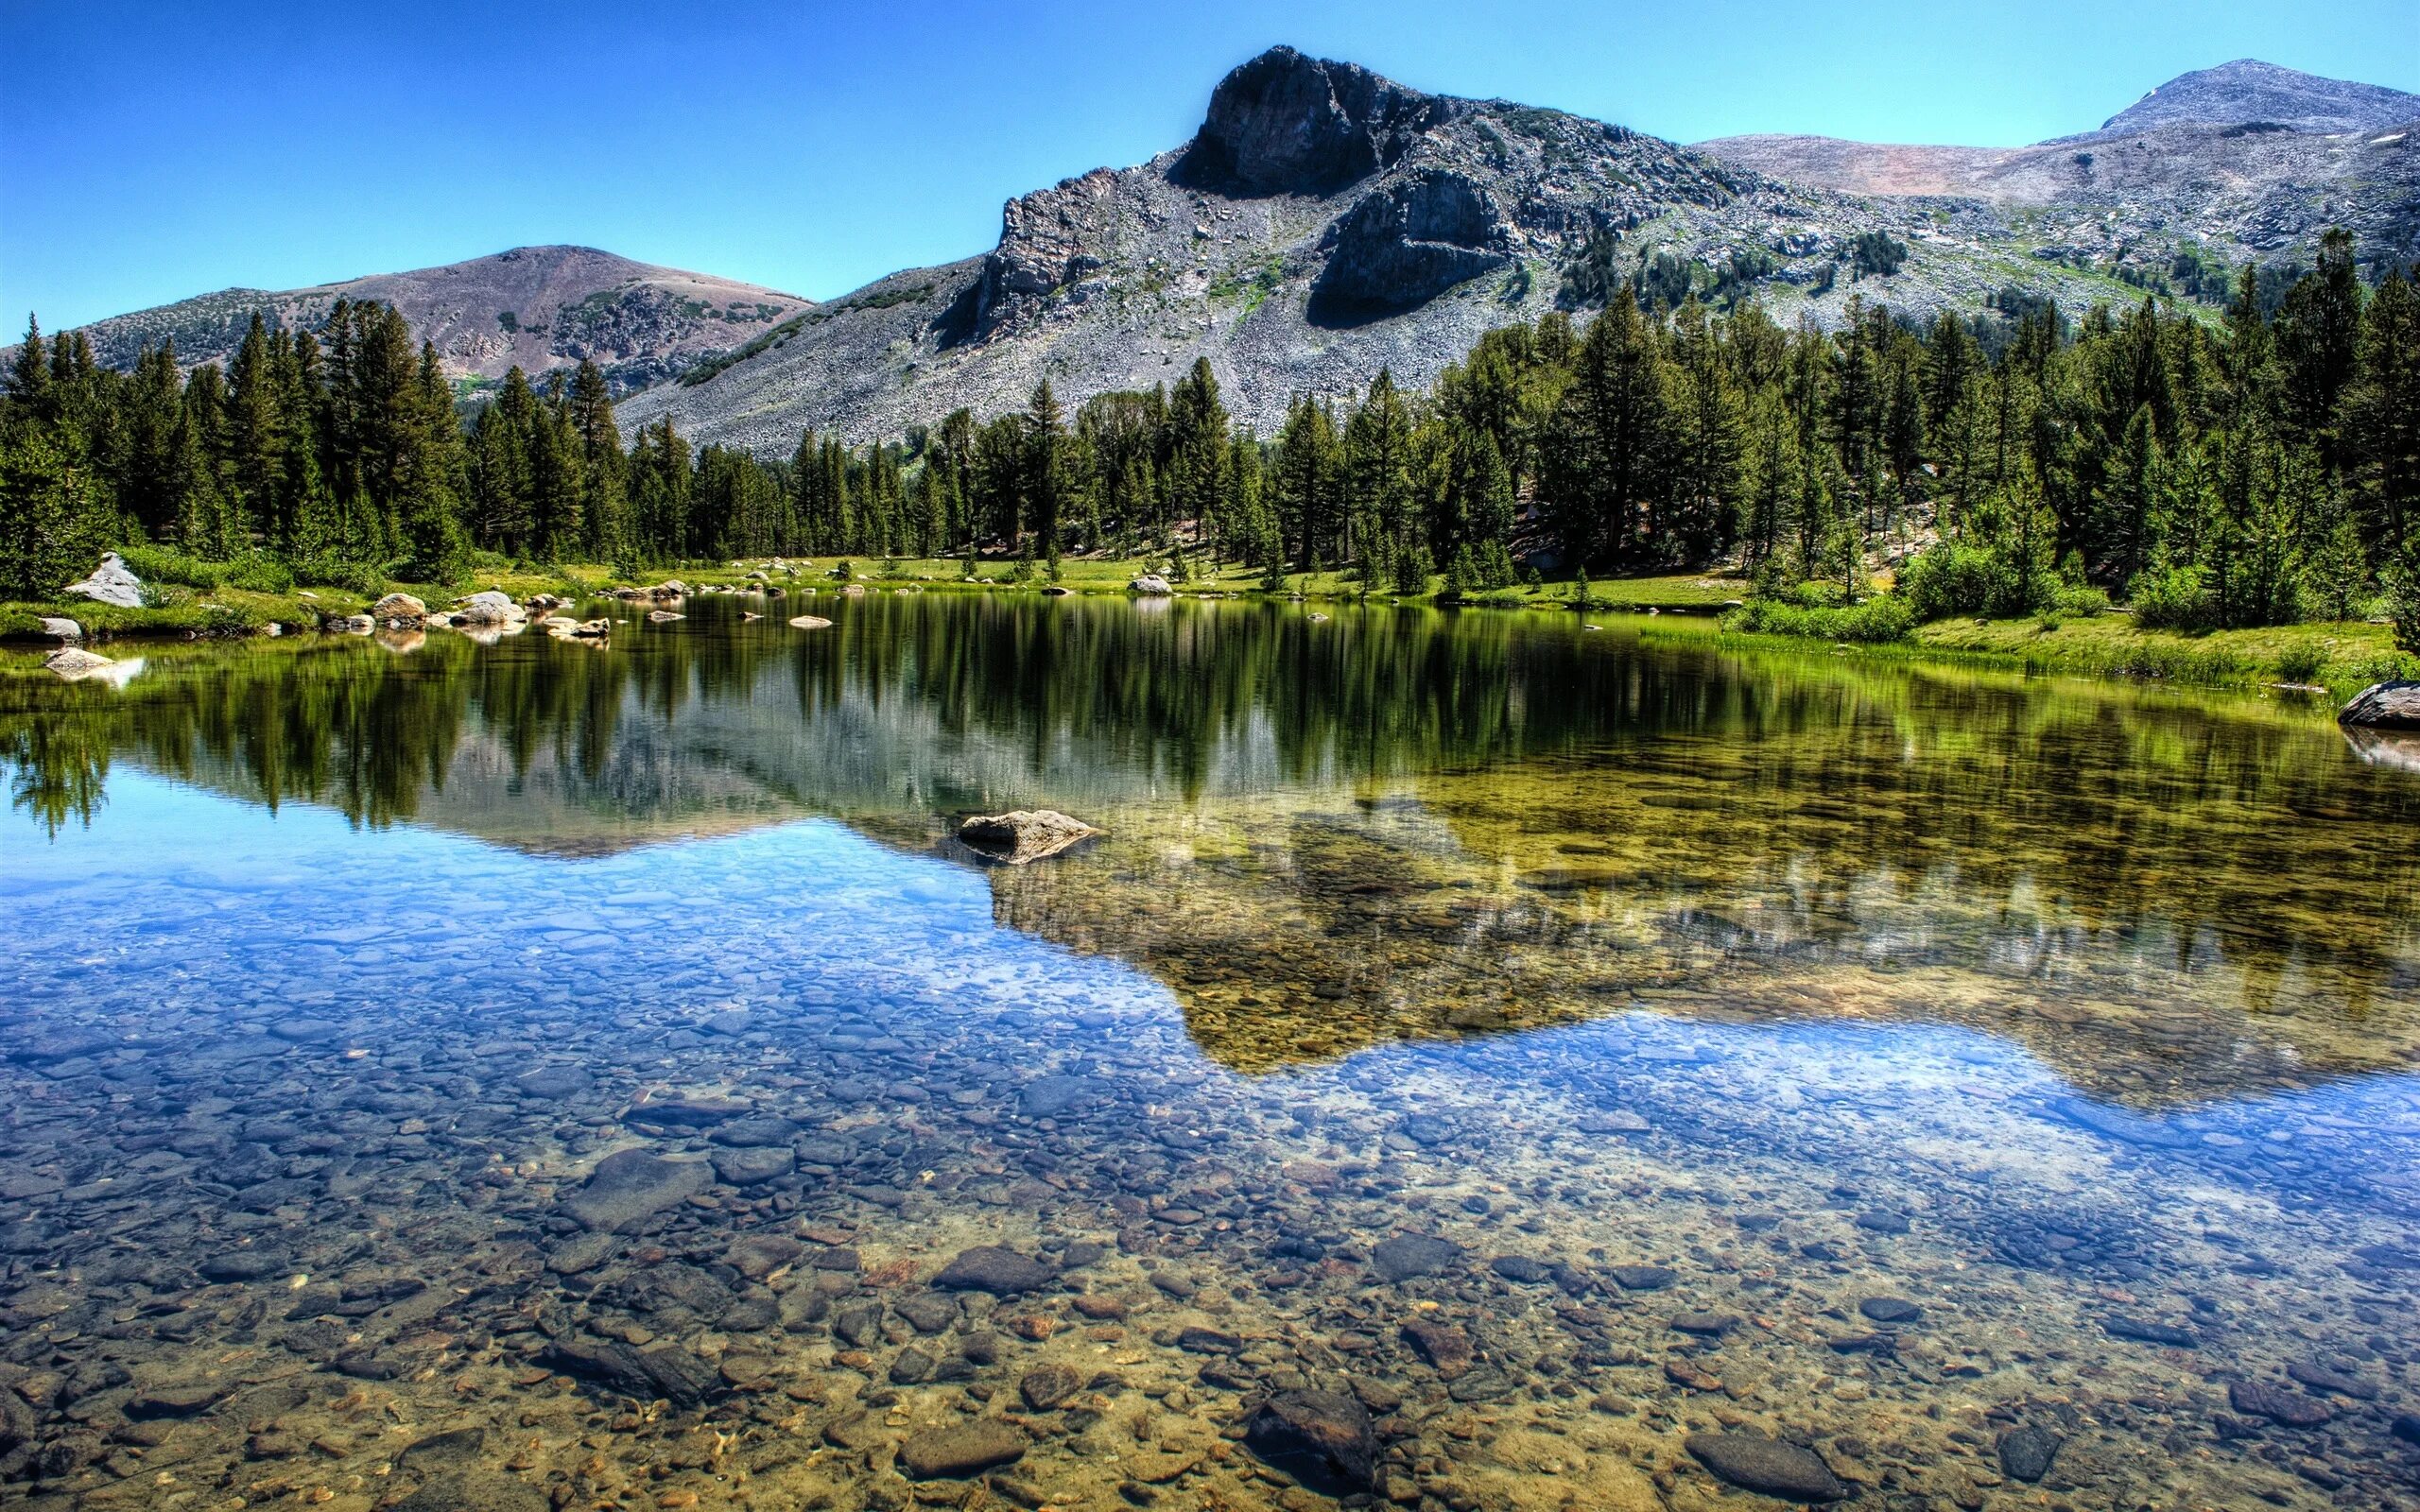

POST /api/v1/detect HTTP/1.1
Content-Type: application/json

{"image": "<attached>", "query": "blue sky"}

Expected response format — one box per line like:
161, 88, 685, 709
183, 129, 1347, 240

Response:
5, 0, 2412, 330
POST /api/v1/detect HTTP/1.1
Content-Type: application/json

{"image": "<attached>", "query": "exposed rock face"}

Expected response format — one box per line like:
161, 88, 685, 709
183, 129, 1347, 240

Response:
956, 810, 1099, 865
1187, 45, 1447, 194
1314, 168, 1509, 316
61, 553, 143, 609
2340, 680, 2420, 730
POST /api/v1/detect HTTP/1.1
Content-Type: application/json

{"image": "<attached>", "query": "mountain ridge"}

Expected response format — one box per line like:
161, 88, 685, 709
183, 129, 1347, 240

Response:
35, 245, 812, 397
621, 46, 2417, 452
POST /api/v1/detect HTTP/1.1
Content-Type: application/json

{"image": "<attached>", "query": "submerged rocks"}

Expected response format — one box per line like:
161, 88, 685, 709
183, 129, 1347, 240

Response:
900, 1419, 1026, 1479
562, 1150, 712, 1232
1370, 1233, 1464, 1281
933, 1246, 1054, 1294
1997, 1423, 2065, 1483
2338, 680, 2420, 730
1019, 1363, 1084, 1410
60, 552, 144, 609
1401, 1317, 1474, 1378
1244, 1389, 1376, 1494
2229, 1379, 2331, 1426
540, 1336, 720, 1405
1685, 1432, 1850, 1502
957, 810, 1099, 865
2103, 1314, 2199, 1348
787, 614, 833, 629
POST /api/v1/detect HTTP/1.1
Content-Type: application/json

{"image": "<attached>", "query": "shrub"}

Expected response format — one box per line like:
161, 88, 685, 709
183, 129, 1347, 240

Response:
117, 542, 226, 590
2053, 584, 2111, 618
1724, 593, 1914, 643
2128, 564, 2214, 631
291, 558, 389, 595
1898, 542, 1995, 621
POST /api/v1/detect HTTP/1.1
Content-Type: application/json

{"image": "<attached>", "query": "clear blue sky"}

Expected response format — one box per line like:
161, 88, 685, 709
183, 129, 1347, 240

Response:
5, 0, 2412, 330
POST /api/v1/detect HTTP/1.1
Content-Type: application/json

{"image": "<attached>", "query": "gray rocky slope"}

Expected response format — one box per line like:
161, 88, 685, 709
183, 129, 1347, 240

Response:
2086, 59, 2419, 138
47, 245, 811, 396
624, 47, 2417, 454
1698, 59, 2416, 285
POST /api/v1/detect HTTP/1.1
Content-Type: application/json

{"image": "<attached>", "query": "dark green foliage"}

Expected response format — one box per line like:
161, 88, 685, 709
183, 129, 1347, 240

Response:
1848, 232, 1908, 280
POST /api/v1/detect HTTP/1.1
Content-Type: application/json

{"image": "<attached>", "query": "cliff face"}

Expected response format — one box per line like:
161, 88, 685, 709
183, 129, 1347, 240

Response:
51, 246, 811, 397
626, 47, 2415, 455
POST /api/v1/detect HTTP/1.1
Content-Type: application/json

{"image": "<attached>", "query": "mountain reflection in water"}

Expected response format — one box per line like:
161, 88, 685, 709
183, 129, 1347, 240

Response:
9, 594, 2412, 1105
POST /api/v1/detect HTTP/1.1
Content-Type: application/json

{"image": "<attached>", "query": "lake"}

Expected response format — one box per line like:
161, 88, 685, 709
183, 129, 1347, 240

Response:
4, 592, 2418, 1512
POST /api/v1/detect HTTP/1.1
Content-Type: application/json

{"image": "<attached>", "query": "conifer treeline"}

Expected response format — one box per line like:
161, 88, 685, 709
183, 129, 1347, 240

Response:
5, 229, 2415, 633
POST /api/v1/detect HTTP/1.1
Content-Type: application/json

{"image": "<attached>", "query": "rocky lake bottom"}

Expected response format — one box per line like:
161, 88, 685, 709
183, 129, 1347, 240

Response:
1, 595, 2417, 1512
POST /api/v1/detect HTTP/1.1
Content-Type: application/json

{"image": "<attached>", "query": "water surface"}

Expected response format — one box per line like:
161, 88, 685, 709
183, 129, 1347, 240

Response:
3, 594, 2417, 1512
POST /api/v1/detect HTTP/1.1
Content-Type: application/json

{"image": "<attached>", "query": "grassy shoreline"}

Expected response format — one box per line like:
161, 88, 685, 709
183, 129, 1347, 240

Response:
6, 555, 2406, 707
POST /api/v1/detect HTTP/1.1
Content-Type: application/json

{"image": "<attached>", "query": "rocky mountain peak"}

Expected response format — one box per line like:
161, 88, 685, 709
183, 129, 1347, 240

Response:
2091, 59, 2420, 138
1184, 45, 1453, 195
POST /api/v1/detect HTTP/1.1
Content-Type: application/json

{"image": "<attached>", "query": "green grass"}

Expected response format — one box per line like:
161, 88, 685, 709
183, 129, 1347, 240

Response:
1910, 613, 2410, 699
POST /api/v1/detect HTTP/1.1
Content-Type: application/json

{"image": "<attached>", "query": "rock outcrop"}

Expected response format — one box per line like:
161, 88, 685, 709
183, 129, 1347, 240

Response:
1184, 45, 1448, 194
1312, 168, 1509, 317
43, 647, 115, 679
956, 810, 1099, 865
371, 593, 426, 627
61, 554, 144, 610
2340, 680, 2420, 730
452, 591, 528, 626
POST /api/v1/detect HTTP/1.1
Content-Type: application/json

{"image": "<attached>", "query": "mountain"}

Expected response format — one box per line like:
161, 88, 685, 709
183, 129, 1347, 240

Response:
1697, 61, 2417, 284
49, 246, 812, 396
624, 47, 2416, 454
2089, 59, 2420, 138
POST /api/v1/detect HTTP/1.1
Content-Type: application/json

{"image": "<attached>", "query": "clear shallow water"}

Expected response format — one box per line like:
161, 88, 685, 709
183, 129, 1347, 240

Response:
3, 594, 2419, 1512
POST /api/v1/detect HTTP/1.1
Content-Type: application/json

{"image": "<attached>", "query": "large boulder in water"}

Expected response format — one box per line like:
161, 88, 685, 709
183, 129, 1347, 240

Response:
452, 590, 528, 626
370, 593, 426, 626
1129, 574, 1172, 595
1244, 1390, 1376, 1494
43, 647, 114, 679
2340, 680, 2420, 730
958, 809, 1098, 865
60, 553, 144, 609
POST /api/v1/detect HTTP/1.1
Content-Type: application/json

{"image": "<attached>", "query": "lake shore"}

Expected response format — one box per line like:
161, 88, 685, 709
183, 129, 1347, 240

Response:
7, 553, 2408, 706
